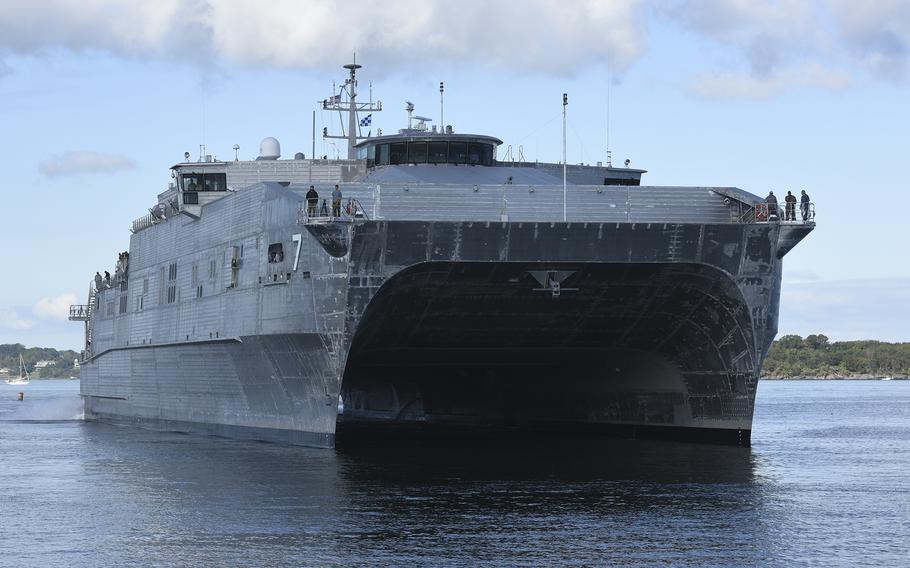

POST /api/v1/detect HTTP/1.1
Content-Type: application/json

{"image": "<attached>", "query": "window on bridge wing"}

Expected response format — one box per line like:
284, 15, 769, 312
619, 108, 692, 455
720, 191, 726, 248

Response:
467, 143, 485, 165
408, 142, 428, 163
268, 243, 285, 263
449, 142, 467, 164
376, 144, 390, 165
182, 172, 226, 192
203, 173, 226, 192
182, 174, 201, 191
389, 143, 407, 165
428, 142, 447, 164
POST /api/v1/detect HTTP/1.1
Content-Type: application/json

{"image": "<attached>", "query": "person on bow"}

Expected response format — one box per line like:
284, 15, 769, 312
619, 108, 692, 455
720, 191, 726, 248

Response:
332, 185, 342, 217
785, 191, 797, 221
800, 190, 811, 221
765, 191, 779, 221
306, 185, 319, 218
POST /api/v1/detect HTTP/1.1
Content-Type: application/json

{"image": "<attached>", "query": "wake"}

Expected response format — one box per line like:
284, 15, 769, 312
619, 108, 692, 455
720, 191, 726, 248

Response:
1, 395, 84, 422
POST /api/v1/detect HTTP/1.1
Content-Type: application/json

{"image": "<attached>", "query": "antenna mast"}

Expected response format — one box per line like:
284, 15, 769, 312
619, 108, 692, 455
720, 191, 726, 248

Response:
440, 82, 445, 129
562, 93, 568, 222
322, 59, 383, 159
605, 62, 613, 167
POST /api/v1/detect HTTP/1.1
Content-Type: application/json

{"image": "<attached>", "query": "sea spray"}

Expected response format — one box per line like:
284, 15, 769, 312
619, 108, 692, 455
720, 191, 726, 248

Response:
4, 394, 84, 421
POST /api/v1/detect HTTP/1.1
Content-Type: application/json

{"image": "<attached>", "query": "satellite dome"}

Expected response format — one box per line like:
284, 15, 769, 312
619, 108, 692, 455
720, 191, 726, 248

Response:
258, 137, 281, 160
294, 152, 305, 160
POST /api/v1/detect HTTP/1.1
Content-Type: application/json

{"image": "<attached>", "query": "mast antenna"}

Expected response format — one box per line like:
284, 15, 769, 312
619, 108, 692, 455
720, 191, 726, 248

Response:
440, 82, 445, 130
562, 93, 568, 222
322, 59, 382, 159
605, 61, 613, 167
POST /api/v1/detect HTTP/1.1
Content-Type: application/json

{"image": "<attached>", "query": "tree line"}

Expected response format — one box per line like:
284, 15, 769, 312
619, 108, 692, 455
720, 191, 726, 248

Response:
763, 334, 910, 378
3, 336, 908, 380
0, 343, 80, 379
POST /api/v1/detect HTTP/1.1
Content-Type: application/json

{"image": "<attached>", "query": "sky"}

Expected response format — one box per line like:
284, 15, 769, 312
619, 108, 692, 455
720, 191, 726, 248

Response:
0, 0, 908, 350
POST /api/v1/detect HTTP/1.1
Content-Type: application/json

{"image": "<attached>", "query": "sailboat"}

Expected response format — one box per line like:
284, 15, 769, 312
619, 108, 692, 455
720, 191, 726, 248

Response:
6, 355, 30, 385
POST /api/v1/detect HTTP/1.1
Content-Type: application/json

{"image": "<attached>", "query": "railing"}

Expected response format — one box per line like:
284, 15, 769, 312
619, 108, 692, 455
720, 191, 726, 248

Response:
69, 304, 90, 321
750, 202, 815, 223
298, 198, 370, 224
131, 213, 160, 233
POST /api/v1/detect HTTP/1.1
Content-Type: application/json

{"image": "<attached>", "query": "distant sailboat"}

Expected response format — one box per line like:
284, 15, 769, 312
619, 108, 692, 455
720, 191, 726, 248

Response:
5, 355, 30, 385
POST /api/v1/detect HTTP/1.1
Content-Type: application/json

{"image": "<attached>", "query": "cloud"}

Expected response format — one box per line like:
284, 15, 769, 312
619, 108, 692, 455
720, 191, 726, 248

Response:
687, 63, 851, 100
33, 293, 78, 320
1, 1, 905, 96
661, 0, 909, 98
828, 0, 910, 79
0, 309, 36, 330
39, 151, 136, 178
0, 0, 647, 77
779, 277, 910, 342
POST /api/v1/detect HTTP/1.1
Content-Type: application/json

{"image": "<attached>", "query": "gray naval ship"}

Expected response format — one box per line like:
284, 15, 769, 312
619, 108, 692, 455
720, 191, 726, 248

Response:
70, 63, 814, 447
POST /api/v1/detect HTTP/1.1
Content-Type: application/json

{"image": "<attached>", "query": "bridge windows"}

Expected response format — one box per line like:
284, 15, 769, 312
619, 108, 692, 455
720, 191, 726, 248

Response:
408, 142, 427, 163
369, 140, 496, 167
389, 143, 407, 165
449, 141, 467, 164
428, 142, 448, 164
180, 172, 227, 192
467, 142, 488, 166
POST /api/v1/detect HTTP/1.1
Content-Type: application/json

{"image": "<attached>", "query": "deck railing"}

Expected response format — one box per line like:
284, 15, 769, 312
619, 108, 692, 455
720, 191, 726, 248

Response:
298, 198, 370, 224
752, 202, 815, 223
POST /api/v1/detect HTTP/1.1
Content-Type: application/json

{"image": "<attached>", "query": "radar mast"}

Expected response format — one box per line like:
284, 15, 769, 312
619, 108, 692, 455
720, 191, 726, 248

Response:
322, 59, 382, 159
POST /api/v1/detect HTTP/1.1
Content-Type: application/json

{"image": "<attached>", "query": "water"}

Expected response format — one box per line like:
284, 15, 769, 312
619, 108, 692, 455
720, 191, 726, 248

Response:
1, 381, 908, 567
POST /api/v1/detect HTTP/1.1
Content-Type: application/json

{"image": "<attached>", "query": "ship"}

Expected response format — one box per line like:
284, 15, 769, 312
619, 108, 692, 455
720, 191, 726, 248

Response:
69, 63, 814, 447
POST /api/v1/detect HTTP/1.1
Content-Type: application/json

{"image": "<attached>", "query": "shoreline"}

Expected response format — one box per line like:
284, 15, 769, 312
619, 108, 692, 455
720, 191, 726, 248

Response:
761, 376, 908, 381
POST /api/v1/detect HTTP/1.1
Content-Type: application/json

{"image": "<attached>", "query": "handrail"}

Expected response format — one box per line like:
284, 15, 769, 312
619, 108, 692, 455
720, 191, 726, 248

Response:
751, 202, 815, 224
299, 197, 370, 224
69, 304, 90, 321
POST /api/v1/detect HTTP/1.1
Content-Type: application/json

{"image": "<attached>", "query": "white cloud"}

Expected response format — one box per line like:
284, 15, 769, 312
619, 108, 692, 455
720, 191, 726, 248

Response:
0, 309, 36, 330
39, 151, 136, 178
32, 293, 78, 320
0, 1, 905, 97
828, 0, 910, 79
0, 0, 647, 76
687, 63, 851, 100
662, 0, 909, 98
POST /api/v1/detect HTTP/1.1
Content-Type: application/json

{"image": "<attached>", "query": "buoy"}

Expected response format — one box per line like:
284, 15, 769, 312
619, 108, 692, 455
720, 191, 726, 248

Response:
18, 392, 24, 401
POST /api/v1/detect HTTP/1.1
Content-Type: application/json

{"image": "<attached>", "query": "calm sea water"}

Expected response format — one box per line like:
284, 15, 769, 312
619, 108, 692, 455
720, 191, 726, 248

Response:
0, 380, 908, 567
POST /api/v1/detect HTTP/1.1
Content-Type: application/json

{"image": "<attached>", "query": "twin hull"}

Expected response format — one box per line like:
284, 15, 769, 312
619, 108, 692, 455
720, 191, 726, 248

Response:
81, 185, 796, 447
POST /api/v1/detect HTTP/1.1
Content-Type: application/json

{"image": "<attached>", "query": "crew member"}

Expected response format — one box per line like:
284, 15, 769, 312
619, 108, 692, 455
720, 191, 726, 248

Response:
800, 190, 811, 221
103, 271, 111, 288
94, 272, 103, 292
306, 185, 319, 217
785, 190, 797, 221
332, 184, 342, 217
765, 191, 779, 220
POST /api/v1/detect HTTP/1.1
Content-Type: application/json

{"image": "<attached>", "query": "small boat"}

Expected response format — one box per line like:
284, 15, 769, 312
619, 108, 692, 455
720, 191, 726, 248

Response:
5, 355, 30, 385
881, 376, 893, 381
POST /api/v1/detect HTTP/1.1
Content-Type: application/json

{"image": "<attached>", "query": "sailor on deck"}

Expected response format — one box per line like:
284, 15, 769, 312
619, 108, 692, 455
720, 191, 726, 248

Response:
785, 191, 797, 221
306, 185, 319, 217
765, 191, 779, 221
801, 190, 811, 221
332, 185, 342, 217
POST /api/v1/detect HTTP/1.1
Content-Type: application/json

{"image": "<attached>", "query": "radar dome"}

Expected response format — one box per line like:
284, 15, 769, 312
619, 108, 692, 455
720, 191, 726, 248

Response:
258, 137, 281, 160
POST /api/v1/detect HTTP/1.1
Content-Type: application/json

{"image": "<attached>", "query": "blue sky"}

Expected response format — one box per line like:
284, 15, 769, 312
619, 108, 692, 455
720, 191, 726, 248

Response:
1, 0, 908, 349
